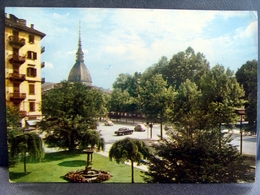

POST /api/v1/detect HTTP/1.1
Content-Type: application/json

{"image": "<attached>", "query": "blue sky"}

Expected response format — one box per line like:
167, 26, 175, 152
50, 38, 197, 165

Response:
5, 8, 257, 89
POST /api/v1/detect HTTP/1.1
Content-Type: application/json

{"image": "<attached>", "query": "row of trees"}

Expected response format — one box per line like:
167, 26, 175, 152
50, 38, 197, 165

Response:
109, 47, 257, 136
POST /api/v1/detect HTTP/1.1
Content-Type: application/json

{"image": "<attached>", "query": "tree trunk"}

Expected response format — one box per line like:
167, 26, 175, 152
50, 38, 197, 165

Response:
160, 118, 163, 140
131, 160, 134, 183
23, 151, 27, 174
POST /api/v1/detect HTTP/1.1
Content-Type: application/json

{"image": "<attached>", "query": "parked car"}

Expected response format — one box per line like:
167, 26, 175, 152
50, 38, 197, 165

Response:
134, 124, 146, 132
114, 127, 133, 136
104, 120, 114, 126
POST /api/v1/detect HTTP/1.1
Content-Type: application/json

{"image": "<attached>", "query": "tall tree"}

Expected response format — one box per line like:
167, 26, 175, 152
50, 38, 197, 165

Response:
39, 81, 105, 151
138, 74, 175, 139
200, 65, 245, 148
235, 60, 257, 132
167, 79, 203, 137
109, 137, 151, 183
162, 47, 210, 89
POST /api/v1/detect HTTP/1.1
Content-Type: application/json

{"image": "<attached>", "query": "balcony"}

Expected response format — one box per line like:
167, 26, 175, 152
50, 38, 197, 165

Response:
41, 78, 45, 84
41, 62, 45, 68
8, 35, 25, 48
19, 111, 27, 118
9, 92, 26, 103
9, 54, 26, 65
41, 46, 45, 54
8, 73, 26, 82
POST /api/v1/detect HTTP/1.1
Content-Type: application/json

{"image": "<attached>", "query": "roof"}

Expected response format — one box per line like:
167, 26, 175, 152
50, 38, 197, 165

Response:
5, 13, 46, 38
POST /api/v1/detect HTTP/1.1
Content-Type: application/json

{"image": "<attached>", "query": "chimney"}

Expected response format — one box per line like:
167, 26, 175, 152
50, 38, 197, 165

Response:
31, 24, 34, 29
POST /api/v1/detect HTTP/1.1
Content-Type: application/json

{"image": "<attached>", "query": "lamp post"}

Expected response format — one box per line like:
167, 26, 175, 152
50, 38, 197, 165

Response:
236, 108, 246, 155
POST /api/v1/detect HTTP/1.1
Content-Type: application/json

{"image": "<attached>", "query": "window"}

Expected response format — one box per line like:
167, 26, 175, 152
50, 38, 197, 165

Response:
27, 67, 37, 77
29, 34, 34, 44
27, 51, 37, 60
29, 84, 35, 95
29, 102, 35, 112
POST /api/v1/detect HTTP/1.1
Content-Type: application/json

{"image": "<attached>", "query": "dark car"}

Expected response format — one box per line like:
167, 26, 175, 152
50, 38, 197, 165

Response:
114, 127, 133, 136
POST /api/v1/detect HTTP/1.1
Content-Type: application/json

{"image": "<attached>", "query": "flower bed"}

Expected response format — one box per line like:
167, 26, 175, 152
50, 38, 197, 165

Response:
64, 169, 112, 183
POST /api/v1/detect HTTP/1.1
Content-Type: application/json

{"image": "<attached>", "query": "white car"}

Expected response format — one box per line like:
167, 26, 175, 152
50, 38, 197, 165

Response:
104, 120, 114, 126
134, 124, 146, 132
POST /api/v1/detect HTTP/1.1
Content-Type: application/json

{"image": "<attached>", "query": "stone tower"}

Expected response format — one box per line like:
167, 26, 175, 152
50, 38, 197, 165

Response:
68, 23, 92, 86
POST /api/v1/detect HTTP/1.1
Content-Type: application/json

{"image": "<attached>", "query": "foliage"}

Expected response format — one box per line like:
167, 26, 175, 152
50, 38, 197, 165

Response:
144, 128, 254, 183
109, 137, 151, 183
167, 79, 203, 136
200, 65, 245, 131
142, 47, 210, 90
39, 81, 105, 151
9, 131, 44, 173
138, 74, 175, 138
6, 105, 21, 128
235, 60, 257, 132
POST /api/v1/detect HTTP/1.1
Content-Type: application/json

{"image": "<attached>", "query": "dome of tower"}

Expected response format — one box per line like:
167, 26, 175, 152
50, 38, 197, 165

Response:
68, 23, 92, 86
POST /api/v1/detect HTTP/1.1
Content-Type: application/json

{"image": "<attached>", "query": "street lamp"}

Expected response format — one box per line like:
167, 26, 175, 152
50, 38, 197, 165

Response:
236, 108, 246, 154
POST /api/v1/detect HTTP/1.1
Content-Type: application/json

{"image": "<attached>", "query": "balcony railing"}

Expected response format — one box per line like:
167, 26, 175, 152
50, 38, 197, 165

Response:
9, 73, 26, 82
41, 78, 45, 84
9, 92, 26, 102
41, 46, 45, 54
8, 35, 25, 48
41, 62, 45, 68
9, 54, 26, 65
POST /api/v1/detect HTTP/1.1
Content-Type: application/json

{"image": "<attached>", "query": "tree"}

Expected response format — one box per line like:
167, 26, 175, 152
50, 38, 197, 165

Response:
144, 128, 254, 183
165, 47, 210, 89
9, 130, 44, 174
39, 81, 105, 151
109, 137, 151, 183
236, 60, 257, 132
6, 105, 21, 128
138, 74, 175, 138
108, 88, 131, 120
200, 65, 245, 148
167, 79, 203, 137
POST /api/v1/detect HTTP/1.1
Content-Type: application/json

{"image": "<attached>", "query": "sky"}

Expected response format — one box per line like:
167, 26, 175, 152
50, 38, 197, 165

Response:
5, 8, 258, 89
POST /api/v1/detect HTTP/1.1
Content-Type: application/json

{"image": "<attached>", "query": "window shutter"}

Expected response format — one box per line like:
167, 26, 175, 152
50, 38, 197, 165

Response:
33, 52, 37, 60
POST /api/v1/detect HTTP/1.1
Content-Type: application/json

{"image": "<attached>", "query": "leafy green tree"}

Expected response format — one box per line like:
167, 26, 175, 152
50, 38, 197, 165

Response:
200, 65, 245, 148
138, 74, 175, 138
144, 128, 254, 183
109, 137, 151, 183
39, 81, 105, 151
108, 88, 131, 120
236, 60, 257, 132
167, 79, 203, 137
165, 47, 210, 89
9, 130, 44, 174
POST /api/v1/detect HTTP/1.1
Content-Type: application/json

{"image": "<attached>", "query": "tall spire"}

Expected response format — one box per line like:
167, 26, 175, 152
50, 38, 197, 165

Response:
68, 21, 92, 86
76, 21, 84, 62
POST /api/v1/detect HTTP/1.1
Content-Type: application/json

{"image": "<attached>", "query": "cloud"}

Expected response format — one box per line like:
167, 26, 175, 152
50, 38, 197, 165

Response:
234, 21, 258, 39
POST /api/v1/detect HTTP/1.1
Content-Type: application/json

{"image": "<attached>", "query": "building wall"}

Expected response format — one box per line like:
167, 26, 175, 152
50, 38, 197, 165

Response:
5, 14, 45, 127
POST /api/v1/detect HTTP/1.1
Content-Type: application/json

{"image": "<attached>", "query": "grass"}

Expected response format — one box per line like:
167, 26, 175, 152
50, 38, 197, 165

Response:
9, 150, 146, 183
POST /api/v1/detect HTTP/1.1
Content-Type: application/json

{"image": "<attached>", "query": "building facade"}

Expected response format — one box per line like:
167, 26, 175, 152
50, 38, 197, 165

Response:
5, 14, 46, 128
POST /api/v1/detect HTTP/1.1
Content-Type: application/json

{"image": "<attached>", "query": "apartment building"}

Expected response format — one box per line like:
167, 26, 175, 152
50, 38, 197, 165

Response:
5, 13, 46, 128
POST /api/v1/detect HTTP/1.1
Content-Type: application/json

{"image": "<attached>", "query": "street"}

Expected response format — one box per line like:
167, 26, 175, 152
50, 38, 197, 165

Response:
97, 120, 256, 156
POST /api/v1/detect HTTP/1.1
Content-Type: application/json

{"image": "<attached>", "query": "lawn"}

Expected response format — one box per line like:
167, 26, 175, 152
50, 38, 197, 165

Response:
9, 150, 146, 183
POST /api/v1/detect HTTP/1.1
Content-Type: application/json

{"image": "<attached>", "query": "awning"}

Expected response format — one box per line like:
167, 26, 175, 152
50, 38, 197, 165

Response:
26, 120, 39, 126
